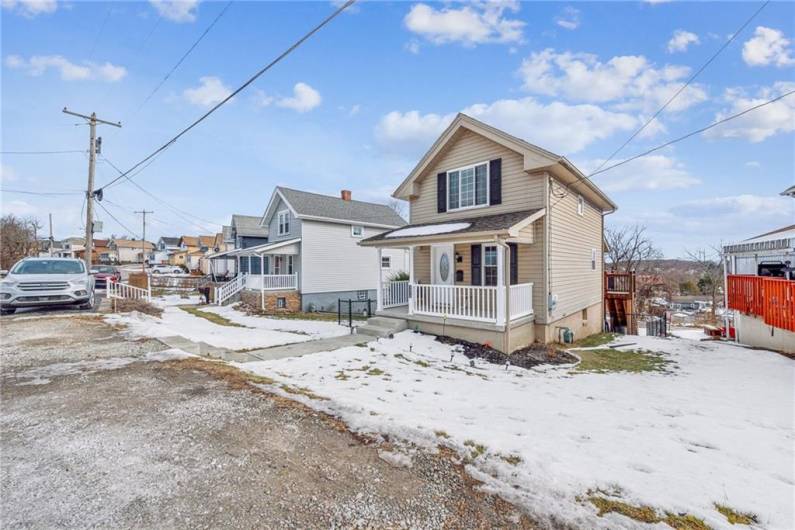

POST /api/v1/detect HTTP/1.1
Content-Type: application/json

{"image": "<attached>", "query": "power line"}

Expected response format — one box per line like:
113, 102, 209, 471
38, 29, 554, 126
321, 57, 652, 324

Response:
94, 199, 140, 238
0, 188, 84, 196
87, 6, 112, 62
588, 0, 770, 180
3, 149, 85, 155
130, 0, 234, 119
98, 0, 356, 193
99, 155, 221, 233
589, 89, 795, 179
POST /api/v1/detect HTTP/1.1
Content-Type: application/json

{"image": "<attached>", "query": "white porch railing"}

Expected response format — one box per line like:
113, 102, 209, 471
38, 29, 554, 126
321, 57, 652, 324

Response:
411, 284, 500, 322
382, 280, 410, 308
107, 279, 151, 302
509, 282, 534, 319
215, 273, 246, 305
245, 273, 298, 291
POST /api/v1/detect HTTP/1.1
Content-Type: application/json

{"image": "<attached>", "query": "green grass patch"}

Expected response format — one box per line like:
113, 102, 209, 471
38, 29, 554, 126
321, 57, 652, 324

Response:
714, 504, 758, 525
434, 430, 450, 439
366, 368, 386, 376
574, 348, 673, 374
334, 371, 350, 381
499, 453, 522, 466
588, 496, 711, 530
259, 311, 365, 322
664, 513, 710, 530
279, 384, 328, 401
180, 306, 244, 327
574, 332, 619, 348
413, 359, 431, 368
463, 439, 487, 459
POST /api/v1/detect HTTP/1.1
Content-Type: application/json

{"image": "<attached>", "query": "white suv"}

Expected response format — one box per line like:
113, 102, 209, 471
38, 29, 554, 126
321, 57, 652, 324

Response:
0, 258, 95, 315
149, 264, 184, 274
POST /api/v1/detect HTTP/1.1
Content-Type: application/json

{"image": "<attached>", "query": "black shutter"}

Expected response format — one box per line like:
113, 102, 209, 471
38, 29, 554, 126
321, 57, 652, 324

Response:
508, 243, 518, 285
437, 172, 447, 213
471, 244, 482, 286
489, 158, 502, 205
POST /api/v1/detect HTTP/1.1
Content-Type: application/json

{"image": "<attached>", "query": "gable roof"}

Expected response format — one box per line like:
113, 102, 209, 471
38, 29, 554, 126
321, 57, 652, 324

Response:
231, 214, 269, 238
179, 235, 215, 248
263, 187, 407, 228
392, 113, 617, 213
158, 236, 180, 246
112, 239, 154, 250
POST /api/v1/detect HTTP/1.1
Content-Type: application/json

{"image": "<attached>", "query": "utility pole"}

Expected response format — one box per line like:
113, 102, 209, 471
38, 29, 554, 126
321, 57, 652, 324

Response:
48, 213, 54, 257
134, 210, 154, 273
62, 108, 121, 270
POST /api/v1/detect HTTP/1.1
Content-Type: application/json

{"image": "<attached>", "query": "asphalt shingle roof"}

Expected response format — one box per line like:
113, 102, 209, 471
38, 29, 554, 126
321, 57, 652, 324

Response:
362, 209, 541, 243
277, 187, 406, 227
232, 214, 269, 237
159, 237, 180, 246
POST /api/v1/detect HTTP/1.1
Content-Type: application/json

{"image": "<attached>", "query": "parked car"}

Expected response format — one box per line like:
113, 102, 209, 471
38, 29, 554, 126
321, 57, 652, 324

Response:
149, 264, 184, 274
0, 257, 95, 315
90, 265, 121, 289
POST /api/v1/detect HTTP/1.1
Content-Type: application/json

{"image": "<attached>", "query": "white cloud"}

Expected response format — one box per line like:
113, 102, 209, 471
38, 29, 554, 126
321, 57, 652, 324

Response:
744, 161, 761, 169
1, 199, 37, 216
149, 0, 199, 23
348, 104, 361, 116
555, 7, 580, 31
584, 154, 701, 192
404, 40, 421, 54
667, 30, 699, 53
4, 54, 127, 82
517, 49, 707, 113
1, 0, 56, 17
404, 1, 524, 46
742, 26, 794, 67
669, 194, 794, 220
256, 83, 322, 113
183, 76, 231, 107
376, 97, 637, 156
0, 164, 19, 183
705, 81, 795, 142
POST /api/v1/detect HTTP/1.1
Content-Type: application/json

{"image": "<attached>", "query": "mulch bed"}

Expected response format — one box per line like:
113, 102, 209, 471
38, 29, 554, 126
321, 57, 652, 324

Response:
435, 335, 577, 369
112, 298, 163, 318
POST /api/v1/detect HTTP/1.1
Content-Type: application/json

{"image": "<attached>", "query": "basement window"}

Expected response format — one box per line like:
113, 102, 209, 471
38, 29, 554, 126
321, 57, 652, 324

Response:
276, 297, 286, 309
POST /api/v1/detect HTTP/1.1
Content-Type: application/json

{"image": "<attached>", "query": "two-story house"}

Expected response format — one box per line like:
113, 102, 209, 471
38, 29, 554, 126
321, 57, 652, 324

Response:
153, 237, 180, 264
360, 114, 616, 352
109, 238, 155, 264
213, 187, 407, 311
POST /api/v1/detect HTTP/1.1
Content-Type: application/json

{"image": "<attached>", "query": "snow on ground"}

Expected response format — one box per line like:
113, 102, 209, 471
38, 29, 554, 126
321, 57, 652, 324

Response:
671, 327, 708, 340
106, 304, 348, 351
150, 294, 204, 307
385, 222, 471, 238
237, 332, 794, 529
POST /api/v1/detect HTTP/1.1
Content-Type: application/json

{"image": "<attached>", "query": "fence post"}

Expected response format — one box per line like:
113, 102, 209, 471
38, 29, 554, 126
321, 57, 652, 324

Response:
147, 274, 152, 302
367, 299, 372, 318
348, 300, 352, 328
337, 298, 341, 326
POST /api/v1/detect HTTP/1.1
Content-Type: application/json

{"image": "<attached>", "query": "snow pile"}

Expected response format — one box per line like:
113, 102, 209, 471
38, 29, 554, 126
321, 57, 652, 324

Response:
237, 332, 794, 529
106, 305, 347, 350
150, 294, 203, 307
201, 305, 349, 340
385, 222, 471, 238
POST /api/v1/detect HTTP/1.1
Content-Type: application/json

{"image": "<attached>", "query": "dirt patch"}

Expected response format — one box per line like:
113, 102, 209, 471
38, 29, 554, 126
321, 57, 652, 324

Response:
436, 335, 577, 369
112, 298, 163, 317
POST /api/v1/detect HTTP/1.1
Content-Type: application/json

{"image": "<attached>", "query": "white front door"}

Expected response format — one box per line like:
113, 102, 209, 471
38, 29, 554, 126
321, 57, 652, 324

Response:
431, 244, 455, 285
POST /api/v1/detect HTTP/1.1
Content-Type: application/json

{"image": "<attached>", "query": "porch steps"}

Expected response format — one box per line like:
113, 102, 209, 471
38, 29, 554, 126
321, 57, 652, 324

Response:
356, 316, 408, 338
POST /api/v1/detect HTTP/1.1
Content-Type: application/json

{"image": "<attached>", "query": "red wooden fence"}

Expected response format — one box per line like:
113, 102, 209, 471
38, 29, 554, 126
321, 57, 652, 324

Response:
727, 275, 795, 332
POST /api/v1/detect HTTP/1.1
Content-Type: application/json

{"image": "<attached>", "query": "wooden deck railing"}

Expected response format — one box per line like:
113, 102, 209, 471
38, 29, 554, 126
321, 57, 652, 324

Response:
605, 272, 635, 295
727, 275, 795, 332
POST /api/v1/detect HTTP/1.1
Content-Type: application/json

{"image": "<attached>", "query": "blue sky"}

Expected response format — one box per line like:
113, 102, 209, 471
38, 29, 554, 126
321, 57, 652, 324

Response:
1, 0, 793, 257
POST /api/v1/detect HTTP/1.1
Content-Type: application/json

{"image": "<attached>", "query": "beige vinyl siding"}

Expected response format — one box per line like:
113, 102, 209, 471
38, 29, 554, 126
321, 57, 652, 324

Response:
413, 246, 431, 283
409, 129, 545, 224
548, 182, 603, 322
300, 220, 385, 294
517, 220, 546, 321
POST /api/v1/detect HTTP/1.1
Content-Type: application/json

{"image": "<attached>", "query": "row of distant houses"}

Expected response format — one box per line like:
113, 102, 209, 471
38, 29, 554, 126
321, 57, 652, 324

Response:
39, 237, 155, 264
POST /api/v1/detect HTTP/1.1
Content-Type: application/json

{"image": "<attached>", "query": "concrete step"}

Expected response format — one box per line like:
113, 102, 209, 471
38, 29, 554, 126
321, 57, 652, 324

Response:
365, 316, 408, 332
356, 324, 397, 338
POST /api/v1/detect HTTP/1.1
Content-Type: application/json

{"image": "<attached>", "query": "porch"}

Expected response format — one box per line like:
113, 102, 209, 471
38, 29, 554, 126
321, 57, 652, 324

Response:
208, 238, 301, 292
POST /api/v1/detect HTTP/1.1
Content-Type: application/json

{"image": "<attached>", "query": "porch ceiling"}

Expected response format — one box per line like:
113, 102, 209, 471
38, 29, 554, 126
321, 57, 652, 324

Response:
360, 209, 544, 247
211, 238, 301, 258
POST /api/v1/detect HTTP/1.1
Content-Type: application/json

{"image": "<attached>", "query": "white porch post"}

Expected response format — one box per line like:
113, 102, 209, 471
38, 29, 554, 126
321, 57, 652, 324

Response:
376, 248, 383, 312
496, 244, 506, 325
408, 246, 415, 315
260, 253, 265, 310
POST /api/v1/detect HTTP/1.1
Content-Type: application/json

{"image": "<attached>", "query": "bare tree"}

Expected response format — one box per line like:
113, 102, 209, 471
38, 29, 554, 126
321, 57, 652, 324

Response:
605, 224, 662, 272
0, 214, 41, 269
386, 198, 408, 221
685, 246, 724, 322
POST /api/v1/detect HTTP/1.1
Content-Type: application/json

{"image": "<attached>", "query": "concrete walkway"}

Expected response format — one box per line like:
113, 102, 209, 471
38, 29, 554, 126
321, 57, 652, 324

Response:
157, 332, 367, 364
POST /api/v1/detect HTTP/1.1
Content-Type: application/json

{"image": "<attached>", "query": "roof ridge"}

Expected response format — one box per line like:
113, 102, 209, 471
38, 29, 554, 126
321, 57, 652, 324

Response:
278, 186, 397, 209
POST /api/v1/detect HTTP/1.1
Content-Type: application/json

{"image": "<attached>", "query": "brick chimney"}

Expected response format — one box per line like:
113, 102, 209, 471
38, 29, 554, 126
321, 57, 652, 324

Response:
341, 189, 352, 201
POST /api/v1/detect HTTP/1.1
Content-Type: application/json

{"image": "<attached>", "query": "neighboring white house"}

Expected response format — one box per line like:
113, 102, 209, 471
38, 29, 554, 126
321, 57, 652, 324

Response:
212, 187, 407, 312
153, 236, 180, 264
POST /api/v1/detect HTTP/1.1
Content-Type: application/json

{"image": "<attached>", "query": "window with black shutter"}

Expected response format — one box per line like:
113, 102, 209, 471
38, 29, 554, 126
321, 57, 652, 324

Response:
471, 244, 482, 285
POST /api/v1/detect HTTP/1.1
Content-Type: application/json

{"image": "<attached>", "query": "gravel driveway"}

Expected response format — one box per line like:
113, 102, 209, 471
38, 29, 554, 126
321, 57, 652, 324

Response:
1, 315, 536, 529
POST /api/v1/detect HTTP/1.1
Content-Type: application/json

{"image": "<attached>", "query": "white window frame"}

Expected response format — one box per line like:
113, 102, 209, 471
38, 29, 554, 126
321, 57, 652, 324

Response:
381, 255, 391, 269
482, 245, 498, 286
447, 161, 489, 212
351, 225, 364, 237
277, 210, 290, 236
577, 195, 585, 216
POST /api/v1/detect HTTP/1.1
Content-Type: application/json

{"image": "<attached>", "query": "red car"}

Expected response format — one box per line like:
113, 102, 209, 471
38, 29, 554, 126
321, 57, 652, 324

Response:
90, 265, 121, 289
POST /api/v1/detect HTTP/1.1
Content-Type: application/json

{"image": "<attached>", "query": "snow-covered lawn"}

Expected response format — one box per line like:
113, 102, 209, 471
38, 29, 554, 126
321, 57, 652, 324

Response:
237, 333, 794, 529
106, 304, 349, 351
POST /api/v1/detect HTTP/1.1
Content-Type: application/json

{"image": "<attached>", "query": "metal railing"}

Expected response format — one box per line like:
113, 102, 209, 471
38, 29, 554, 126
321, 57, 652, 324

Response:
382, 280, 410, 308
215, 274, 246, 306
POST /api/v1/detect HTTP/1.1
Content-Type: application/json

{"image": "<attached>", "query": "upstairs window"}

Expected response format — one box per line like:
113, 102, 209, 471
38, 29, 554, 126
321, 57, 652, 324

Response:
351, 225, 364, 237
381, 256, 391, 269
278, 211, 290, 236
591, 249, 597, 270
448, 162, 488, 211
577, 195, 585, 216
